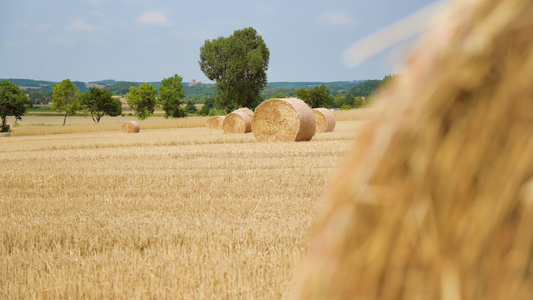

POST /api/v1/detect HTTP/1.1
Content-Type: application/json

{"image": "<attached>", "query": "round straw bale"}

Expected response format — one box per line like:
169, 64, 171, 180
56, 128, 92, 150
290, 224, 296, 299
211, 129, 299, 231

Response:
207, 116, 225, 129
252, 98, 315, 142
121, 120, 140, 133
298, 0, 533, 299
312, 108, 336, 132
233, 107, 254, 119
222, 111, 251, 134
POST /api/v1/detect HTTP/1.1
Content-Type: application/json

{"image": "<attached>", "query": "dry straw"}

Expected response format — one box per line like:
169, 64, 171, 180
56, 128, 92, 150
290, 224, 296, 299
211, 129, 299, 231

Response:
121, 120, 140, 133
233, 107, 254, 119
298, 0, 533, 299
312, 108, 336, 133
222, 111, 251, 134
252, 98, 315, 142
207, 116, 225, 129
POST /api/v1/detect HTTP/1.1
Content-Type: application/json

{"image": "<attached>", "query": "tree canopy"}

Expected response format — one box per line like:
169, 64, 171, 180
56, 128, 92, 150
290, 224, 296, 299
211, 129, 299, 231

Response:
0, 80, 31, 132
159, 74, 186, 118
296, 85, 335, 108
51, 79, 80, 126
125, 83, 157, 120
199, 27, 269, 109
79, 87, 122, 123
29, 90, 53, 105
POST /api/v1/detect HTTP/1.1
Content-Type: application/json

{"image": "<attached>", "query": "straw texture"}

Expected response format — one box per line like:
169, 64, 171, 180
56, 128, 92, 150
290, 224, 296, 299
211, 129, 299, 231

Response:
223, 111, 252, 134
121, 121, 140, 133
298, 0, 533, 299
312, 108, 336, 132
252, 98, 316, 142
233, 107, 254, 120
207, 116, 225, 129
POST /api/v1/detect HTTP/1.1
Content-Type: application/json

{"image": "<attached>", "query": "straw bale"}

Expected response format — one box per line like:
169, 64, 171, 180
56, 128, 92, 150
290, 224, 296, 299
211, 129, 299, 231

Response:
298, 0, 533, 299
207, 116, 225, 129
121, 121, 140, 133
252, 98, 315, 142
223, 111, 251, 134
312, 108, 336, 132
233, 107, 254, 119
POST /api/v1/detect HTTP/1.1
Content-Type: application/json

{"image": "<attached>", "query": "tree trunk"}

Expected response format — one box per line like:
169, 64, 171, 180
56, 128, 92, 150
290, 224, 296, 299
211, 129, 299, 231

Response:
1, 116, 6, 132
63, 113, 67, 126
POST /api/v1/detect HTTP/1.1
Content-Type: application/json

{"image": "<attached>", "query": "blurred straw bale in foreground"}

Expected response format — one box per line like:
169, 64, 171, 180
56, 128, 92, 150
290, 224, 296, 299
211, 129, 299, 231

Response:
298, 0, 533, 299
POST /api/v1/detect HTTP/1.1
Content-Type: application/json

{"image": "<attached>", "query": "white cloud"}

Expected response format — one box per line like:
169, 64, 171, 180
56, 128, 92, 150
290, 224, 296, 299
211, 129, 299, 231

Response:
68, 20, 97, 31
136, 10, 174, 27
318, 12, 355, 27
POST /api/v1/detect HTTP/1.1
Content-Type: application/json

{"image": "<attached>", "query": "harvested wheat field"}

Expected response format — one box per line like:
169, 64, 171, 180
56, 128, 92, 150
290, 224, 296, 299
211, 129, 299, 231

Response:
0, 115, 367, 299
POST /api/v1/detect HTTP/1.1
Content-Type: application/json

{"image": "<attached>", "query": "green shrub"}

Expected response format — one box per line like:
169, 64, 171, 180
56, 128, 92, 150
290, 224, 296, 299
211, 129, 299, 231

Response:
208, 108, 226, 116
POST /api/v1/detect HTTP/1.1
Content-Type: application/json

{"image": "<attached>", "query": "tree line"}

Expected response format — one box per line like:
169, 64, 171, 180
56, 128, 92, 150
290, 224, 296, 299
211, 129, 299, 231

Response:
1, 26, 399, 131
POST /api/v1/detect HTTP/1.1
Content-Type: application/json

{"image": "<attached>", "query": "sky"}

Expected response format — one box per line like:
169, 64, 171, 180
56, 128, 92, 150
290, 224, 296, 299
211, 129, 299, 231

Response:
0, 0, 441, 83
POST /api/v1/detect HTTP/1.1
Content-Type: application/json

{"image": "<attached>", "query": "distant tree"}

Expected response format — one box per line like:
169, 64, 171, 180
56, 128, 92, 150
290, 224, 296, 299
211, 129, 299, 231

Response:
354, 97, 364, 108
159, 74, 186, 118
334, 94, 346, 108
199, 27, 270, 109
297, 85, 334, 108
51, 79, 80, 126
185, 99, 197, 114
125, 83, 157, 120
344, 94, 356, 107
350, 80, 382, 97
295, 88, 310, 103
29, 90, 53, 105
104, 82, 140, 96
382, 74, 400, 85
271, 93, 287, 98
199, 97, 214, 116
79, 87, 122, 123
0, 80, 31, 132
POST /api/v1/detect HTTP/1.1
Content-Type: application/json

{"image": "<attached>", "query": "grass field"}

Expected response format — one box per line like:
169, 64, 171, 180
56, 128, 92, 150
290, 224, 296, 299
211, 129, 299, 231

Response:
0, 111, 367, 298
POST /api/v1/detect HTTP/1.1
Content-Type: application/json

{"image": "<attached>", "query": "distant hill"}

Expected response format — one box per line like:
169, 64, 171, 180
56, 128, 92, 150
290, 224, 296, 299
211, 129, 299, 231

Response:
0, 78, 88, 92
1, 78, 378, 101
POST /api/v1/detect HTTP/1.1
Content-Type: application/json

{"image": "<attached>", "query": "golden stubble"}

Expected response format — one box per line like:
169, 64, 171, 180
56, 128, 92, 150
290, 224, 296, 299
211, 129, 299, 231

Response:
0, 120, 366, 299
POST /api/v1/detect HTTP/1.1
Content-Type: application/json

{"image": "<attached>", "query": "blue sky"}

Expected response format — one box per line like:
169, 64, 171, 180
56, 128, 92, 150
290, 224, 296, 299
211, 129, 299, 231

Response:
0, 0, 440, 83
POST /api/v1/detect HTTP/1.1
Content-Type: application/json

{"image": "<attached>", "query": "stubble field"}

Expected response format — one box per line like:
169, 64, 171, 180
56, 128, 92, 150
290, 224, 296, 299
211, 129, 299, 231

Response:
0, 113, 366, 299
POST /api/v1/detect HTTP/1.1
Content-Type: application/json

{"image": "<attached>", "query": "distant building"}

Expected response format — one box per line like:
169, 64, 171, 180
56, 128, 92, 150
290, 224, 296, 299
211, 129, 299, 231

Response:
189, 79, 201, 87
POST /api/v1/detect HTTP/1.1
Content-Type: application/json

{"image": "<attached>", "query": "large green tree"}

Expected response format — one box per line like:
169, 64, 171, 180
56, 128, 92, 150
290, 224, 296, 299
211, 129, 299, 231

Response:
0, 80, 31, 132
125, 83, 157, 120
79, 87, 122, 123
199, 27, 269, 109
51, 79, 80, 126
159, 74, 186, 118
